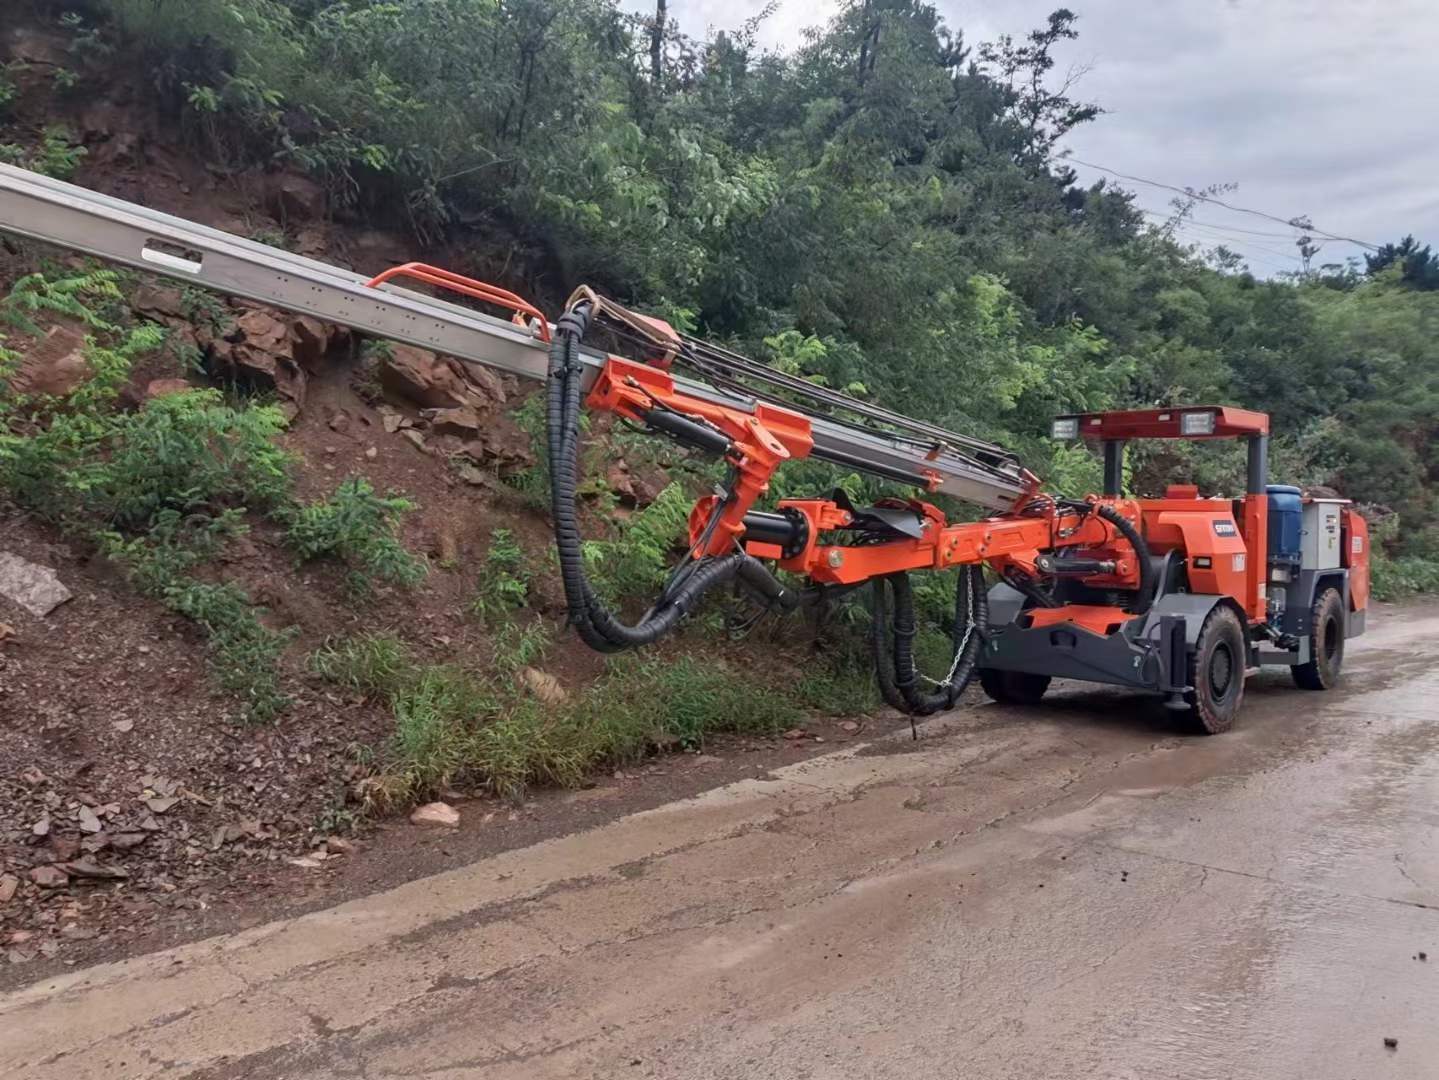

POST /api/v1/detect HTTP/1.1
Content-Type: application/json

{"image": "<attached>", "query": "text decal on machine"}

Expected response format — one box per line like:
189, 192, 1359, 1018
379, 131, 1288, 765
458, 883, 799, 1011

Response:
1213, 520, 1238, 537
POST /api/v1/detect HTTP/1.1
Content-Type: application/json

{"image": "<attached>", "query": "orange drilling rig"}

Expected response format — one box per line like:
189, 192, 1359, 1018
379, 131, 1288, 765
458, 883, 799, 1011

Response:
0, 166, 1370, 732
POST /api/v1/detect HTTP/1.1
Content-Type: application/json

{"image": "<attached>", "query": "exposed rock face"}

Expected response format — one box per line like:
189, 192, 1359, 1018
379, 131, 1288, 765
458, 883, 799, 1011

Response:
9, 324, 90, 398
200, 303, 349, 413
426, 406, 482, 438
378, 346, 505, 412
262, 172, 327, 223
130, 285, 186, 320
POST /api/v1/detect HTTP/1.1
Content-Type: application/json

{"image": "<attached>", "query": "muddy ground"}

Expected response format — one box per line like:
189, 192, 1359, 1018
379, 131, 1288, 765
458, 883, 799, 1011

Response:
2, 602, 1435, 1079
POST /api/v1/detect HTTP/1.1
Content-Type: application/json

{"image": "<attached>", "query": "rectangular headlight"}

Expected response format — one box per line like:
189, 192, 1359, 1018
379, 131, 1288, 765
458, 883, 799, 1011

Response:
1180, 410, 1216, 436
1051, 416, 1079, 440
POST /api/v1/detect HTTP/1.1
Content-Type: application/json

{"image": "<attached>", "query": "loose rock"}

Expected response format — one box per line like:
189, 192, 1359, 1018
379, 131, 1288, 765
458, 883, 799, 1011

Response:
0, 551, 73, 617
9, 324, 90, 398
0, 875, 18, 904
64, 857, 128, 881
29, 865, 68, 889
410, 802, 460, 828
145, 378, 192, 399
520, 667, 568, 705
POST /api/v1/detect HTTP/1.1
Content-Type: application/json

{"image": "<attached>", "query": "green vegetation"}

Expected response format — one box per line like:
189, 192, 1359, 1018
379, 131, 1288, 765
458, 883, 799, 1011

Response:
282, 476, 426, 593
582, 482, 693, 606
0, 125, 87, 179
470, 528, 531, 624
64, 0, 1435, 589
0, 269, 425, 719
313, 634, 802, 803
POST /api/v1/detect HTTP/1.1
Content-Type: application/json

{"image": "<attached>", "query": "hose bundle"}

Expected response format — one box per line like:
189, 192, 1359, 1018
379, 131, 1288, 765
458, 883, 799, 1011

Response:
871, 566, 989, 717
547, 301, 790, 652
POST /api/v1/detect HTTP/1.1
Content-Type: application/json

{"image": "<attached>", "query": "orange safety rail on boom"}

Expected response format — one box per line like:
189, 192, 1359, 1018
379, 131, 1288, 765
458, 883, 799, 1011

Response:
366, 263, 551, 342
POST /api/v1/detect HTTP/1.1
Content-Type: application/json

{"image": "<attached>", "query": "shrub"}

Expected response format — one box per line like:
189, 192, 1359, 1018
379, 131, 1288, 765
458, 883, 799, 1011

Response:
283, 476, 426, 591
471, 528, 530, 624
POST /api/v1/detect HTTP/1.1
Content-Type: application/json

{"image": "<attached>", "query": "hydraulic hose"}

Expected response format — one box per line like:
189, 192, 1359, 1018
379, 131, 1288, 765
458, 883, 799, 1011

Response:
1095, 503, 1155, 615
546, 302, 792, 652
871, 566, 988, 716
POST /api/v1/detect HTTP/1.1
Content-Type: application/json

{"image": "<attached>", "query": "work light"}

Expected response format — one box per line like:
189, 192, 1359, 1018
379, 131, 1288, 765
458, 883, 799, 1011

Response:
1180, 410, 1216, 436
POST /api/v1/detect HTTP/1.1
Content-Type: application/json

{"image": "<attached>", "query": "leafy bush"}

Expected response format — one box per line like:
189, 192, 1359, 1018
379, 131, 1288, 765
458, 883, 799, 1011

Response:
582, 481, 692, 605
0, 125, 88, 179
471, 528, 530, 624
283, 476, 426, 591
1371, 553, 1439, 601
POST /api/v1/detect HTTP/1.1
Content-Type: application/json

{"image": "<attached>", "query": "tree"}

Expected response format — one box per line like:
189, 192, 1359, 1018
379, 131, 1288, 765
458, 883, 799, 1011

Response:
1365, 235, 1439, 290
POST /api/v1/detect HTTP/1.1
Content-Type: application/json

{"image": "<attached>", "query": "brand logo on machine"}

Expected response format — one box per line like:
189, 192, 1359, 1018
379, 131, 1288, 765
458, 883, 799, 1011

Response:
1213, 520, 1237, 536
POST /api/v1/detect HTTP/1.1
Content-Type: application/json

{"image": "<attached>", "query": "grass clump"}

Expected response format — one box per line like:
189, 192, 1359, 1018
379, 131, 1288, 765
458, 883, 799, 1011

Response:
312, 634, 804, 806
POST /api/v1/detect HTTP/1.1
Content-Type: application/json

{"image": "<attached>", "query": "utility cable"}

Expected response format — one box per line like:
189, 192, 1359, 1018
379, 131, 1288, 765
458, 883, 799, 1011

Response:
1066, 155, 1381, 251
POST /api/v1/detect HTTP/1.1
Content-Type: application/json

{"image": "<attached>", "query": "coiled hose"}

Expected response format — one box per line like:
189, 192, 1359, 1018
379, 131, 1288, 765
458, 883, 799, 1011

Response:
871, 566, 989, 716
547, 301, 788, 652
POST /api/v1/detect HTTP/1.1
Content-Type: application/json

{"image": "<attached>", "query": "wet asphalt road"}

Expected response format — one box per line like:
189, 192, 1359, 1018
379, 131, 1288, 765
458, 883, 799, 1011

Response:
1, 604, 1436, 1079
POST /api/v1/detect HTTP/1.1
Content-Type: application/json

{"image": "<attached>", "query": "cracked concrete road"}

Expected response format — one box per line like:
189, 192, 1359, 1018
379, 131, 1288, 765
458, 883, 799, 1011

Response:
3, 605, 1438, 1080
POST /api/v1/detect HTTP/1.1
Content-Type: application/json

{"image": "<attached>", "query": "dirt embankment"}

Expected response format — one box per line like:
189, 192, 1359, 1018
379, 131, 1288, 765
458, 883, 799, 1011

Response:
0, 13, 863, 978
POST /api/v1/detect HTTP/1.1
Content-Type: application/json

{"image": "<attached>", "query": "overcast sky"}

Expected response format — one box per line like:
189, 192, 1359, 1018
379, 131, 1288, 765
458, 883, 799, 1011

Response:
627, 0, 1439, 276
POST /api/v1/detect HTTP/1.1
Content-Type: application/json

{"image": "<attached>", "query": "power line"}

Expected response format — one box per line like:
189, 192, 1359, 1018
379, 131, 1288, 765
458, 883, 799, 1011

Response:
1137, 208, 1302, 259
1147, 213, 1304, 262
1154, 214, 1299, 240
1065, 154, 1382, 251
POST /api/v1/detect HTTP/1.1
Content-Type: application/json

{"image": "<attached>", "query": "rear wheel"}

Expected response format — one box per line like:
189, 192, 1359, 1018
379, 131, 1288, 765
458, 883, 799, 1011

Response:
1293, 587, 1345, 690
979, 668, 1052, 705
1186, 606, 1246, 734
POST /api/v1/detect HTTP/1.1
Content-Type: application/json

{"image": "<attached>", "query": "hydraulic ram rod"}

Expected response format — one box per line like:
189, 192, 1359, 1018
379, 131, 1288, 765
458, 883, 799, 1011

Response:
0, 165, 1029, 509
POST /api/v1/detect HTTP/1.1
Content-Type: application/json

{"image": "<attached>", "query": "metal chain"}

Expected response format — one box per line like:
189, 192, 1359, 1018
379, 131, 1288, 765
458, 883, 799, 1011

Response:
919, 571, 976, 690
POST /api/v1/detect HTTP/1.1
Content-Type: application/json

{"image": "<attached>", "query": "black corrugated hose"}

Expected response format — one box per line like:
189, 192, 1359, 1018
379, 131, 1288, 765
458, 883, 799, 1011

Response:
1093, 504, 1155, 614
547, 301, 791, 652
871, 566, 988, 717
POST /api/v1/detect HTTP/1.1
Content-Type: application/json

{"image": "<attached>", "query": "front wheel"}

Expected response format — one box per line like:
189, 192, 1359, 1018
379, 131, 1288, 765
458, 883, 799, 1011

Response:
1186, 606, 1247, 734
1293, 587, 1345, 690
979, 668, 1052, 705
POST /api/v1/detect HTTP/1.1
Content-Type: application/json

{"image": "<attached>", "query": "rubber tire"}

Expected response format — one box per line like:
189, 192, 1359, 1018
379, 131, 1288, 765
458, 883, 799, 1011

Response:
979, 668, 1052, 705
1185, 606, 1246, 734
1293, 587, 1345, 690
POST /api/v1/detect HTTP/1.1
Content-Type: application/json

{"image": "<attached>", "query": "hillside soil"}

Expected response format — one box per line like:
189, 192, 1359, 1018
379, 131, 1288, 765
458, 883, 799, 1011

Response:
0, 15, 907, 979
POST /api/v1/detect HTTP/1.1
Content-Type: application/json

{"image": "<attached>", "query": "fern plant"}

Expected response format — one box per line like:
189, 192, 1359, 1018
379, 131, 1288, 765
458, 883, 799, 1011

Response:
283, 476, 426, 591
0, 269, 121, 336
